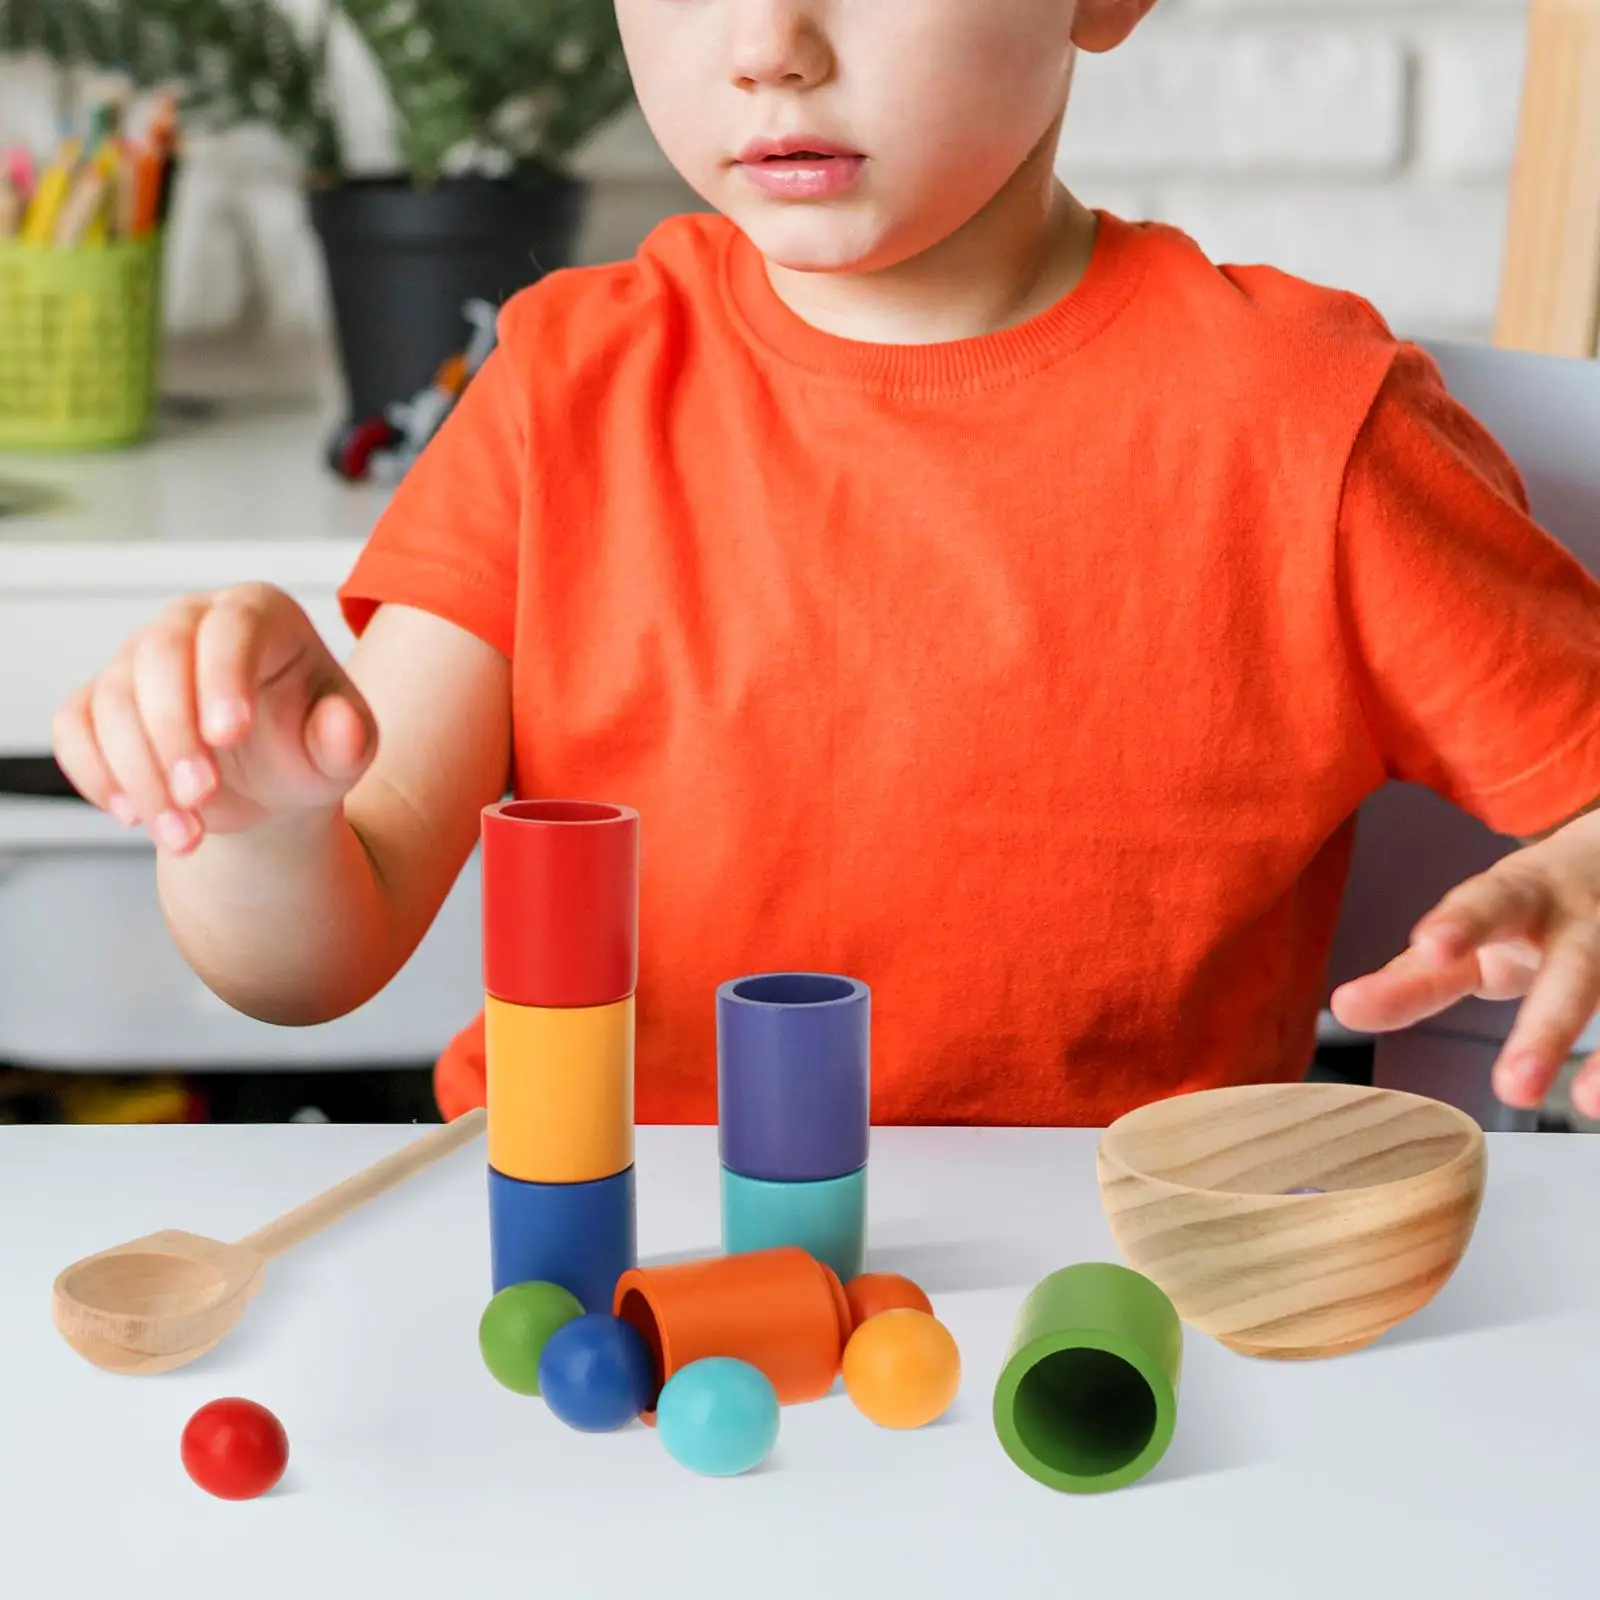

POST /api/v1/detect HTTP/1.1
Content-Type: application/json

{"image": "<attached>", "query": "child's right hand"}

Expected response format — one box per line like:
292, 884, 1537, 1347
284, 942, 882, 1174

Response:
51, 583, 378, 856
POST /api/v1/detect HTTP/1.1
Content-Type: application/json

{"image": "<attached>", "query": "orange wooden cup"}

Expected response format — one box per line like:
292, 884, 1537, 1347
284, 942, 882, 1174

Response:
614, 1246, 852, 1422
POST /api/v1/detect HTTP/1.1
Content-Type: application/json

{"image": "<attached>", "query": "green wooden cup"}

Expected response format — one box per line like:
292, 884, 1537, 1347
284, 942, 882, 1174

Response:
992, 1262, 1182, 1492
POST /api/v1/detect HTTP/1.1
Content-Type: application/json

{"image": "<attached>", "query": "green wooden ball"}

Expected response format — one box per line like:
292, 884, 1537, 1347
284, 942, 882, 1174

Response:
479, 1281, 585, 1395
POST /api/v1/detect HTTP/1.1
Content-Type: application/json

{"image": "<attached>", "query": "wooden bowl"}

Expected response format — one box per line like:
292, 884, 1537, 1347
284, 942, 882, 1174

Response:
1096, 1082, 1487, 1359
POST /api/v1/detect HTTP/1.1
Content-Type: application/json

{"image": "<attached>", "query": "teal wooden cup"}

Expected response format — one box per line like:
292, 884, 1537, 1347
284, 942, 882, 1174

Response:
992, 1262, 1182, 1493
720, 1165, 866, 1282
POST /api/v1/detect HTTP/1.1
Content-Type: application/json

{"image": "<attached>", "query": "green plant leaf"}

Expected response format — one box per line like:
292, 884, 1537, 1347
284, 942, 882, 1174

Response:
335, 0, 479, 181
423, 0, 634, 168
0, 0, 636, 181
0, 0, 335, 166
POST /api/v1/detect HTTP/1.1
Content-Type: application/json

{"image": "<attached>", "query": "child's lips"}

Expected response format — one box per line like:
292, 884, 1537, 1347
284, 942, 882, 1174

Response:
734, 140, 865, 199
736, 135, 862, 164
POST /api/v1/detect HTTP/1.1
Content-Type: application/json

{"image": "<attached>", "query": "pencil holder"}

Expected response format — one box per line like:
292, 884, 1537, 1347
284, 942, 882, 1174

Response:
0, 238, 164, 451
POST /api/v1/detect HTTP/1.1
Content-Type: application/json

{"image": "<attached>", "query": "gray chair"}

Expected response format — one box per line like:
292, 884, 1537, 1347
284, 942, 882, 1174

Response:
1321, 340, 1600, 1130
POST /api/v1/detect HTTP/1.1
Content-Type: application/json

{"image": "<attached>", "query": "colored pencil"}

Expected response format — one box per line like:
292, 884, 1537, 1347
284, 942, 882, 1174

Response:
5, 91, 180, 248
19, 144, 77, 245
52, 163, 110, 247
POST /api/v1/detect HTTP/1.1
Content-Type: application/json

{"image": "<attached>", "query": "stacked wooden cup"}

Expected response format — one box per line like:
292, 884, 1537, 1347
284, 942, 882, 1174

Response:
481, 799, 640, 1314
716, 971, 872, 1281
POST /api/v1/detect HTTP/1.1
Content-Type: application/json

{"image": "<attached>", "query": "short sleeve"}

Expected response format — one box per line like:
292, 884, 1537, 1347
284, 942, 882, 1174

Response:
336, 297, 533, 658
1338, 342, 1600, 837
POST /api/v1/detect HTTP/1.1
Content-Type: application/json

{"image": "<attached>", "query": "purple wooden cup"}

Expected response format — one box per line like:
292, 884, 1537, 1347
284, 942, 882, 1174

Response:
716, 973, 870, 1183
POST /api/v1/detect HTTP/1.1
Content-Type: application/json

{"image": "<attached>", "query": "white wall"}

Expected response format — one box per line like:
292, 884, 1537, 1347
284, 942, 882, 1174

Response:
1064, 0, 1528, 339
0, 0, 1528, 344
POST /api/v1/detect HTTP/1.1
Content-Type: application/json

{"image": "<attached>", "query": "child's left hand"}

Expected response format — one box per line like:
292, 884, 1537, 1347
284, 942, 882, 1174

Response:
1330, 810, 1600, 1120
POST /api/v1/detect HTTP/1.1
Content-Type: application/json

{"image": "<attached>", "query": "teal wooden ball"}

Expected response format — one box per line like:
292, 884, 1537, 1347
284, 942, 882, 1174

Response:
656, 1357, 780, 1476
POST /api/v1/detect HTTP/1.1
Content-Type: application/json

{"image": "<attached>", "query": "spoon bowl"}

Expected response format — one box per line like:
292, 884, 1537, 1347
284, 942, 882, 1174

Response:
63, 1243, 235, 1315
52, 1109, 485, 1375
53, 1230, 268, 1373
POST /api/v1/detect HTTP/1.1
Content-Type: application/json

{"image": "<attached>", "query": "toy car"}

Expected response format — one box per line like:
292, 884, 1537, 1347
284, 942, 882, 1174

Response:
327, 297, 500, 483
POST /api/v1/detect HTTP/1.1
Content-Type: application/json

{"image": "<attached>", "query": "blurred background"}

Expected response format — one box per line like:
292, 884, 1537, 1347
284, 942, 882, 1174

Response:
0, 0, 1588, 1128
0, 0, 1532, 351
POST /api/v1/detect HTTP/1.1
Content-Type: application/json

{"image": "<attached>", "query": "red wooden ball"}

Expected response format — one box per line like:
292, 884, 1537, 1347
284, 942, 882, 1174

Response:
180, 1398, 289, 1500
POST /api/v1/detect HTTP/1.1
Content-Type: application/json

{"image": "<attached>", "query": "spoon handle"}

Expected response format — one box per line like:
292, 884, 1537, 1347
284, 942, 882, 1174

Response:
237, 1107, 487, 1260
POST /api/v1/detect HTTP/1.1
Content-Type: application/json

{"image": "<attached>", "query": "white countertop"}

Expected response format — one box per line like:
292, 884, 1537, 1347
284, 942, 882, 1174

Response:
0, 340, 382, 753
2, 1123, 1595, 1598
0, 336, 385, 593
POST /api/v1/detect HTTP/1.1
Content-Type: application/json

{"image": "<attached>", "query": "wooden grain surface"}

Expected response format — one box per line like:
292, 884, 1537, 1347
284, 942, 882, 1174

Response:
1097, 1083, 1488, 1360
1495, 0, 1600, 357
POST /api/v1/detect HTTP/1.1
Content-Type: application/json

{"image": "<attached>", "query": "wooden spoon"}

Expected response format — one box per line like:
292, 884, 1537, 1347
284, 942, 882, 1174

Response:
52, 1108, 486, 1375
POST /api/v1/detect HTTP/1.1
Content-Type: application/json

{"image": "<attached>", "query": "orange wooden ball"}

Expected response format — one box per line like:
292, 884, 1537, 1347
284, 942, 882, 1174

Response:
843, 1272, 933, 1333
841, 1308, 960, 1429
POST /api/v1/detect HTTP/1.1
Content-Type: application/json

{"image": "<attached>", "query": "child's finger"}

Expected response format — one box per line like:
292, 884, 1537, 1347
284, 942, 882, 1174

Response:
1411, 865, 1553, 959
1570, 1053, 1600, 1121
192, 586, 280, 745
1491, 924, 1600, 1108
1328, 944, 1482, 1034
88, 668, 197, 852
130, 600, 217, 810
50, 688, 126, 817
304, 691, 376, 783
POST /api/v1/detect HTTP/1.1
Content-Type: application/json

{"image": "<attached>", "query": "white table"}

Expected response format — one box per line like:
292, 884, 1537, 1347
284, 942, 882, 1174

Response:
1, 1124, 1595, 1598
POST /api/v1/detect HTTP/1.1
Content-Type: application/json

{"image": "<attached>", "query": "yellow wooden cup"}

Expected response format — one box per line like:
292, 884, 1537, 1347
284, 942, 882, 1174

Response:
486, 993, 634, 1184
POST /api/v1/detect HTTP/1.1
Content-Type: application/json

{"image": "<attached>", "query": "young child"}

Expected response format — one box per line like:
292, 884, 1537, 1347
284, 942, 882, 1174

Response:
52, 0, 1600, 1129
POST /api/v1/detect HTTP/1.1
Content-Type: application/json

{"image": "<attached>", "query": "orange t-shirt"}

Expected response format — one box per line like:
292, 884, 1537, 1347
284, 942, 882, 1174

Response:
339, 210, 1600, 1127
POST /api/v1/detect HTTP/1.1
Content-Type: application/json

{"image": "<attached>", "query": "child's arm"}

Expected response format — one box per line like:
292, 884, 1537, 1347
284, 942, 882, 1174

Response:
1319, 341, 1600, 1119
51, 586, 509, 1026
1334, 805, 1600, 1121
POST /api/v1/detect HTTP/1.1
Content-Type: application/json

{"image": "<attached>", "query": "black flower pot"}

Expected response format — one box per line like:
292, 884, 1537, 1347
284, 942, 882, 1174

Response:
308, 174, 588, 422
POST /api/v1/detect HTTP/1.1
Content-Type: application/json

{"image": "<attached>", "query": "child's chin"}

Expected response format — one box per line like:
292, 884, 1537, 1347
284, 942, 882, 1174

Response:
732, 206, 903, 277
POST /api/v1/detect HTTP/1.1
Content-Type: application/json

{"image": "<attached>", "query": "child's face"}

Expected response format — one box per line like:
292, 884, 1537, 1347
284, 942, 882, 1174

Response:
614, 0, 1143, 275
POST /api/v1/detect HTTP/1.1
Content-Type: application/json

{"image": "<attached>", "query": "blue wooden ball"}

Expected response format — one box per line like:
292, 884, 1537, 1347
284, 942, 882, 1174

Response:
656, 1357, 780, 1476
536, 1313, 655, 1433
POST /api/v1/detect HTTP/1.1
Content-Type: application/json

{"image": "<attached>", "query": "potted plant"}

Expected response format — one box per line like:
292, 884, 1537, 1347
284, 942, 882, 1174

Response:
1, 0, 636, 419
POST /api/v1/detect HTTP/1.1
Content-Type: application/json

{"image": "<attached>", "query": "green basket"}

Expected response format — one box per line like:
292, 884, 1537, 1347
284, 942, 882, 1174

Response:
0, 237, 164, 451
